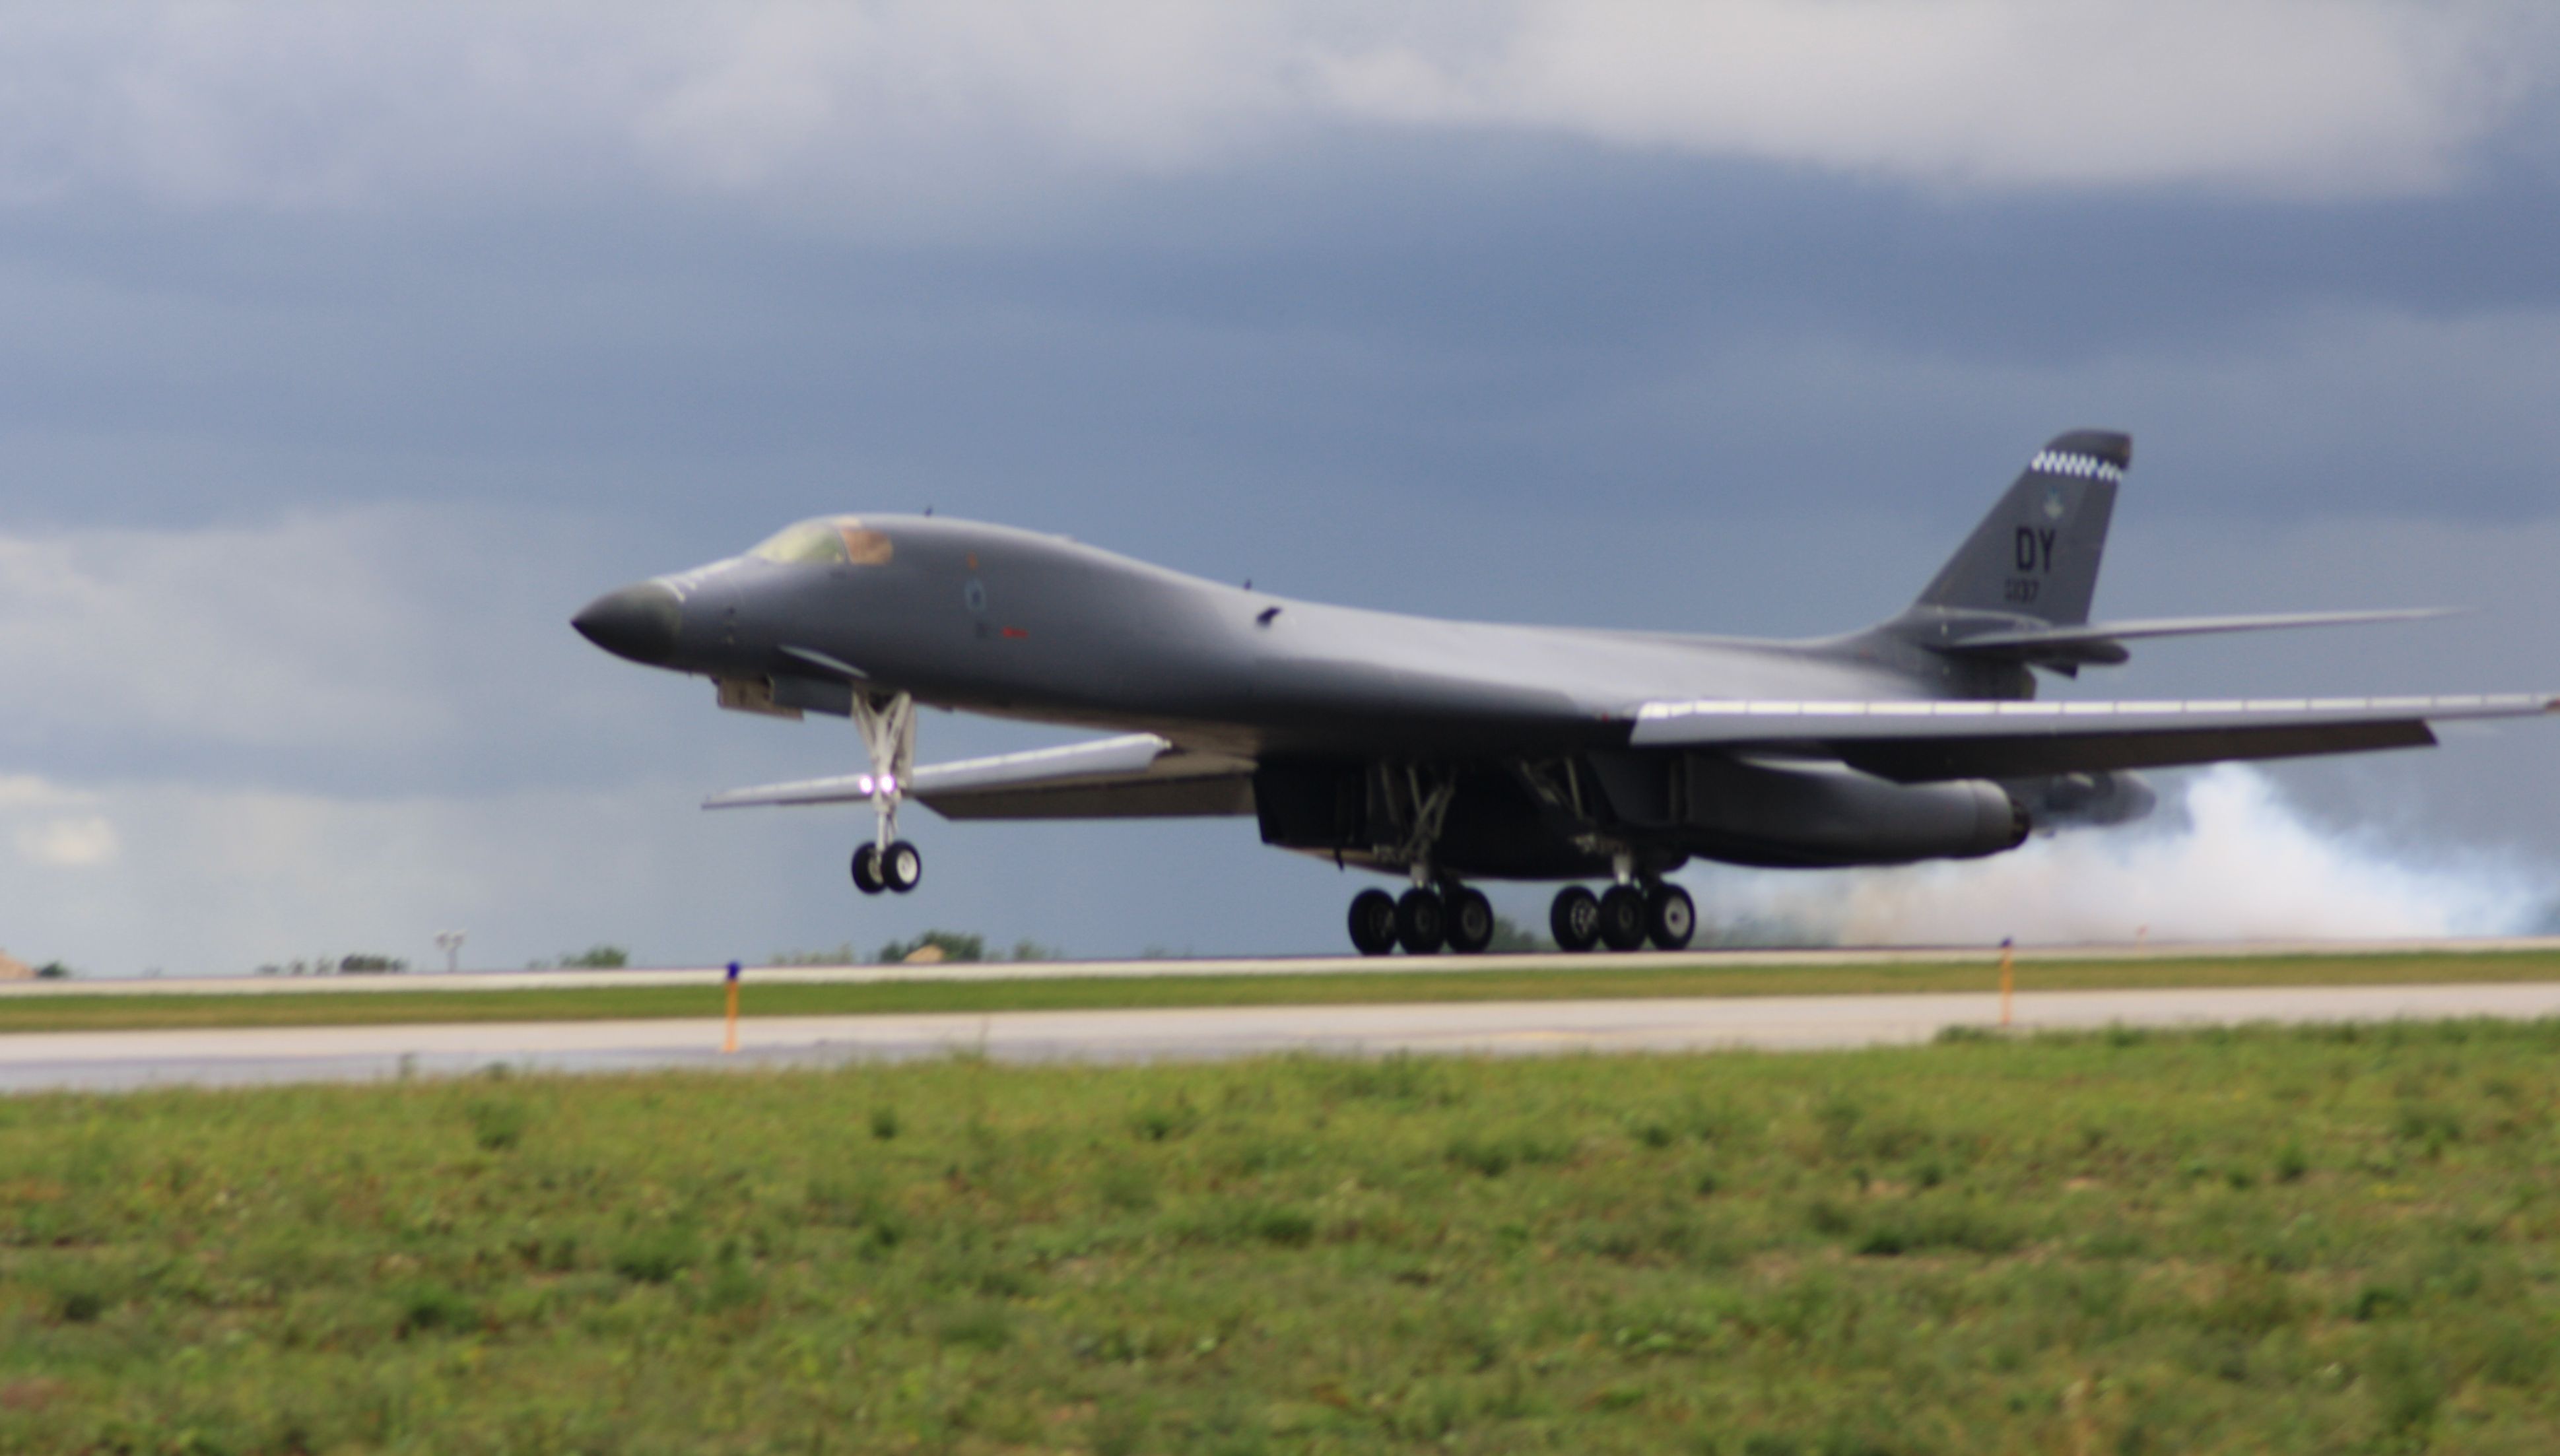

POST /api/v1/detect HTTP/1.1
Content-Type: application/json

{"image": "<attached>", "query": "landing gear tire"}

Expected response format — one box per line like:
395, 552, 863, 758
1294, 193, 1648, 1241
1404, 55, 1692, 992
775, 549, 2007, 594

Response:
1445, 888, 1496, 954
1551, 885, 1600, 952
1646, 883, 1697, 950
1348, 889, 1399, 956
1396, 888, 1447, 955
881, 839, 924, 894
1598, 885, 1649, 952
851, 843, 884, 895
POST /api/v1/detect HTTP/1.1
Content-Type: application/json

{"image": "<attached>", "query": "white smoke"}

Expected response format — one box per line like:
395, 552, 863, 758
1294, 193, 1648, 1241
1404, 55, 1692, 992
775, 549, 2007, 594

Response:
1687, 765, 2551, 948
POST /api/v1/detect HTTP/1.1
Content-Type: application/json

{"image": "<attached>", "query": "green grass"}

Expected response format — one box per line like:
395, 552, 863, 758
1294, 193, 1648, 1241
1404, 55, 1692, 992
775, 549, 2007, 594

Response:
7, 1022, 2560, 1451
3, 949, 2559, 1033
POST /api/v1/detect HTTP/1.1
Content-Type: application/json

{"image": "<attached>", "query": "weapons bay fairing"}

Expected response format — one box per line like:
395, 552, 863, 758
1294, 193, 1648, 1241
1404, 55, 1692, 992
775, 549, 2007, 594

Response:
572, 432, 2554, 954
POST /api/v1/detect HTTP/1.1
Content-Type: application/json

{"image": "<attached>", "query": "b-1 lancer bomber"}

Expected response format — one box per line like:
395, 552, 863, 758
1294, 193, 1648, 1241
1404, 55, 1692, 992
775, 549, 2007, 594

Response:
573, 431, 2555, 955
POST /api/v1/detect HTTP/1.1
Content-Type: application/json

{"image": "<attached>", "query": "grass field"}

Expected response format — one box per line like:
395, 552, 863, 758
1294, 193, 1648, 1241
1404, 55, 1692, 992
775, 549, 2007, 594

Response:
3, 948, 2559, 1034
5, 1022, 2560, 1452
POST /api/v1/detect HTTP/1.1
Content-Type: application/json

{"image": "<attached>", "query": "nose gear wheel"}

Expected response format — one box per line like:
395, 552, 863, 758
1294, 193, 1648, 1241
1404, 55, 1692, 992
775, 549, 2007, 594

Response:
880, 840, 923, 893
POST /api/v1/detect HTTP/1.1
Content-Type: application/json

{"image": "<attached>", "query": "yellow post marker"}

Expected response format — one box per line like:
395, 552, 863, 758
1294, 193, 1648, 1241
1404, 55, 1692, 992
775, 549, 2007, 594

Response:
1998, 937, 2015, 1029
722, 960, 741, 1054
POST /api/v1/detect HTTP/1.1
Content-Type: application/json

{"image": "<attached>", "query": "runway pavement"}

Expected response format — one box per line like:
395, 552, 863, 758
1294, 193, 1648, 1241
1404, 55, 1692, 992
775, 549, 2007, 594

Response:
5, 981, 2559, 1093
7, 936, 2558, 999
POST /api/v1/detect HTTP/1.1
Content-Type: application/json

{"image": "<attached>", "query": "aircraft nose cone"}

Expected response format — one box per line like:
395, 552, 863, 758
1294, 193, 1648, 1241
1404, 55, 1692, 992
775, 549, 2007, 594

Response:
572, 582, 682, 665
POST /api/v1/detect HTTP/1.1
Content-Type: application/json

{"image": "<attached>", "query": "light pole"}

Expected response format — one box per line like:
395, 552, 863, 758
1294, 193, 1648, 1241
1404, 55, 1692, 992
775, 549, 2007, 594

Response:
434, 930, 467, 975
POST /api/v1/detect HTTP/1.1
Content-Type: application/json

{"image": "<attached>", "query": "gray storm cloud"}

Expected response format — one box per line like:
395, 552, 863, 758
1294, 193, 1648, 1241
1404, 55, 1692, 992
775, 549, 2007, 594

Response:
0, 1, 2543, 214
1320, 0, 2536, 196
0, 513, 457, 750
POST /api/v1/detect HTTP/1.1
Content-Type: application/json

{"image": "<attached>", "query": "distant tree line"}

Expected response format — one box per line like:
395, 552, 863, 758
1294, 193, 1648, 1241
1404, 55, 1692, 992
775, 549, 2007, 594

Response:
1488, 915, 1549, 953
256, 954, 408, 976
525, 946, 630, 970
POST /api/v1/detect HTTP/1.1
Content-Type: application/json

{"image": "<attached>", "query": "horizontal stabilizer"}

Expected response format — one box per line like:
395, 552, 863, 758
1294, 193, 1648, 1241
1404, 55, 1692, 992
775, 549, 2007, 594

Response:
1928, 607, 2459, 667
1629, 693, 2558, 781
705, 733, 1256, 820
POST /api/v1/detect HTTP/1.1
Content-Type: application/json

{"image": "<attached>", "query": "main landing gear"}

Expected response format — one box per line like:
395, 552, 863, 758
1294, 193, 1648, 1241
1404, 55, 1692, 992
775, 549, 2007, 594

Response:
1548, 881, 1695, 953
1348, 883, 1497, 957
1345, 766, 1502, 956
1337, 764, 1699, 956
1345, 879, 1690, 956
847, 690, 924, 898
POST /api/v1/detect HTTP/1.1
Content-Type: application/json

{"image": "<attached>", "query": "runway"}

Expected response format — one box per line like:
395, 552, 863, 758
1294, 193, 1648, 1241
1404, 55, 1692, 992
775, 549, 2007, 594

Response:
7, 935, 2558, 999
5, 981, 2559, 1093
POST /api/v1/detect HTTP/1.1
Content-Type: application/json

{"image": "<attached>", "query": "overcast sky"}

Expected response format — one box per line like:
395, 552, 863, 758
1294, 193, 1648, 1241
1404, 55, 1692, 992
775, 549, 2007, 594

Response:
3, 1, 2557, 974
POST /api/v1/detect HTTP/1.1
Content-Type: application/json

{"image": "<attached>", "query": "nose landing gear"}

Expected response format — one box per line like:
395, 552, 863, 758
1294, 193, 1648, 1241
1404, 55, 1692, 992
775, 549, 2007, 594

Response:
851, 839, 922, 895
847, 691, 924, 898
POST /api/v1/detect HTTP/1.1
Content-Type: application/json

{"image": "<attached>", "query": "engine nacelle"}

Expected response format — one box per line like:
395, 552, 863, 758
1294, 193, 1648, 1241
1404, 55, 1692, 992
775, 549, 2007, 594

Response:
1640, 754, 2031, 868
2005, 770, 2157, 830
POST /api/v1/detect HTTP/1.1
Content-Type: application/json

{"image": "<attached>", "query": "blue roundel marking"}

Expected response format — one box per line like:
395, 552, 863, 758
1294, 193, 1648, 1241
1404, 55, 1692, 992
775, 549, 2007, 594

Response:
964, 579, 988, 614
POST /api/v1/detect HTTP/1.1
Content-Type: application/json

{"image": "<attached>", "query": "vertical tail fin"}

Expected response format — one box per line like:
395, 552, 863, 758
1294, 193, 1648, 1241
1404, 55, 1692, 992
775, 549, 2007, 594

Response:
1911, 430, 2126, 626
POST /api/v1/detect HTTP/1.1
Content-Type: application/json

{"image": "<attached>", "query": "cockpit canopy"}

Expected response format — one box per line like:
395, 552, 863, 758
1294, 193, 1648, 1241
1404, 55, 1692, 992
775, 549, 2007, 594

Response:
748, 517, 894, 567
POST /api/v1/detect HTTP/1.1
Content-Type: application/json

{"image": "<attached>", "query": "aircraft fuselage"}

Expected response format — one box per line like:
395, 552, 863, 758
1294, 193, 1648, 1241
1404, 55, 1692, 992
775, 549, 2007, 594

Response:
587, 515, 2023, 760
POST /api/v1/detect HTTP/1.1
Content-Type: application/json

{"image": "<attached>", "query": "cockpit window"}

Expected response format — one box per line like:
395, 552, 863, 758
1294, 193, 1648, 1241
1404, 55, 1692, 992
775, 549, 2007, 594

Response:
840, 524, 893, 564
748, 517, 893, 567
749, 521, 846, 565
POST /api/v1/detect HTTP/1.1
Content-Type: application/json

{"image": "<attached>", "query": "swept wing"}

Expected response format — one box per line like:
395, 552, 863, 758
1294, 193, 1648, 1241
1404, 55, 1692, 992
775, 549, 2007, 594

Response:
705, 733, 1255, 820
1631, 693, 2559, 781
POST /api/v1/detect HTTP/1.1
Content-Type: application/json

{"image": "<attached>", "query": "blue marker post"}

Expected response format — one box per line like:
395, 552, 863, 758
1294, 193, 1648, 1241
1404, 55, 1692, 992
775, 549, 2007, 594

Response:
1998, 937, 2015, 1028
723, 961, 741, 1054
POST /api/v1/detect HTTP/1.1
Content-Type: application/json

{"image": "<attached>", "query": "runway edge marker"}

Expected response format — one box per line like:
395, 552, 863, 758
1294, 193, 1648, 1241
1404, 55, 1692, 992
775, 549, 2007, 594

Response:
724, 962, 740, 1054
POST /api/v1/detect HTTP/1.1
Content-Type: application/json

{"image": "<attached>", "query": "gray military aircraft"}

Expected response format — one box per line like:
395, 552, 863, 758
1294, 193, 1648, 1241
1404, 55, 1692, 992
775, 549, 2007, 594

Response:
574, 430, 2553, 955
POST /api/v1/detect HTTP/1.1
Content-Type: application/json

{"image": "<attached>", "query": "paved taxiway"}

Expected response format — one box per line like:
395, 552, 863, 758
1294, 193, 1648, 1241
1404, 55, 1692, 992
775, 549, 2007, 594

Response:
6, 981, 2559, 1093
